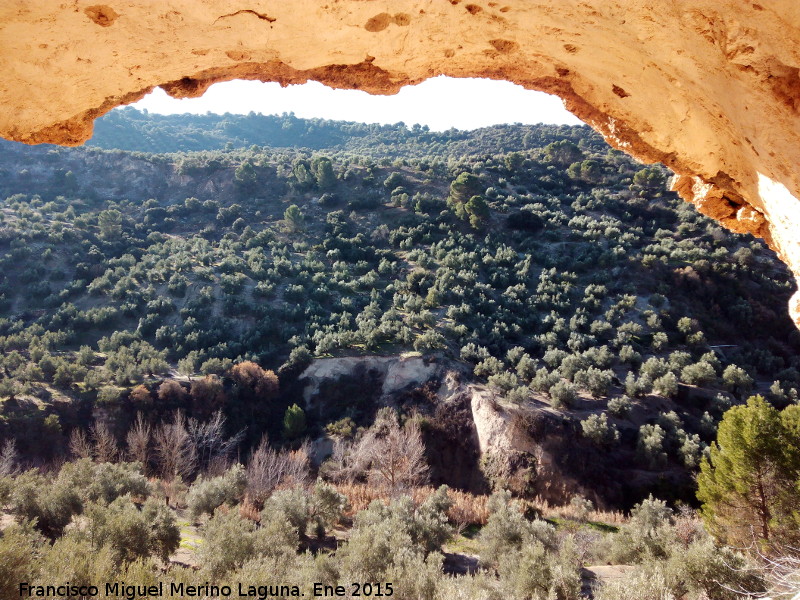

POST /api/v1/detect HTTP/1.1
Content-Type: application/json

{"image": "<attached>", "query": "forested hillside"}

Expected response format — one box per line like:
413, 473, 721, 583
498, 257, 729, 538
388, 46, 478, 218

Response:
0, 111, 797, 598
88, 107, 602, 157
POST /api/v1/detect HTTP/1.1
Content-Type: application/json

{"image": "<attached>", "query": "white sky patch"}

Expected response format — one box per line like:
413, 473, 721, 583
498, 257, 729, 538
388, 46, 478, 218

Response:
128, 76, 584, 131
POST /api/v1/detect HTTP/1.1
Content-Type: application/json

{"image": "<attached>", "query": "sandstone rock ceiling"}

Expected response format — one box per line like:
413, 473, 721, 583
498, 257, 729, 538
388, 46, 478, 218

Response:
2, 1, 800, 322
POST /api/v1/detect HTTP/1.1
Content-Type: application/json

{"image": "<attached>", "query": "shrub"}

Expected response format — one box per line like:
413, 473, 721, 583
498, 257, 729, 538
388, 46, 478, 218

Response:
199, 509, 258, 577
499, 540, 581, 600
506, 385, 531, 404
607, 395, 632, 418
0, 522, 44, 599
340, 492, 451, 582
531, 368, 560, 393
721, 364, 753, 397
264, 488, 312, 536
549, 381, 577, 409
610, 495, 674, 564
619, 345, 642, 367
488, 371, 519, 392
310, 480, 347, 535
516, 354, 539, 382
653, 372, 679, 398
187, 464, 247, 520
479, 490, 556, 568
283, 404, 307, 440
11, 470, 82, 539
640, 357, 670, 380
474, 357, 505, 378
581, 413, 620, 447
460, 343, 490, 364
574, 367, 614, 398
637, 424, 668, 469
86, 495, 179, 565
569, 495, 594, 522
681, 361, 717, 386
625, 372, 652, 398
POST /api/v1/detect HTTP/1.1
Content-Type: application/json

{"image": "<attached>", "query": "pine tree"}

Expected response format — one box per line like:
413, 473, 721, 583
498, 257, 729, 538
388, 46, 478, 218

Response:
283, 404, 307, 440
697, 396, 797, 549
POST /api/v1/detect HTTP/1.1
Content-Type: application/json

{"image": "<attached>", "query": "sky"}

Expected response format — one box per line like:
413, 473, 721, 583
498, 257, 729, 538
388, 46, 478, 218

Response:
129, 76, 584, 131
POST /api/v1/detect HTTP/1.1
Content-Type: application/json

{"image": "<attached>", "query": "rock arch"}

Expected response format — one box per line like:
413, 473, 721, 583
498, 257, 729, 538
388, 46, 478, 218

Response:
2, 1, 800, 321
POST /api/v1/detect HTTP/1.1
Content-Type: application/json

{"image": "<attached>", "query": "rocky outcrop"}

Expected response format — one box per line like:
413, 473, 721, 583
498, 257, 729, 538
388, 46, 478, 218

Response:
2, 1, 800, 320
299, 355, 442, 411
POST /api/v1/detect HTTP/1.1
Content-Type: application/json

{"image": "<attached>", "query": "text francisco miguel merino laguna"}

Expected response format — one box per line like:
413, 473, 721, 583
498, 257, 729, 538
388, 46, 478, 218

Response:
18, 581, 354, 599
20, 581, 394, 598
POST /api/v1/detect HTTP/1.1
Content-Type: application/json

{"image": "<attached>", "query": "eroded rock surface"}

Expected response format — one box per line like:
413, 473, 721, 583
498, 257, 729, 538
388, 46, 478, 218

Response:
2, 1, 800, 318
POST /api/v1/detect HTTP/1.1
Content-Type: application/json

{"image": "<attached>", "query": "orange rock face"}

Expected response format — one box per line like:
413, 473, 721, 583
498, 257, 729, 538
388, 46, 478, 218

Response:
2, 1, 799, 320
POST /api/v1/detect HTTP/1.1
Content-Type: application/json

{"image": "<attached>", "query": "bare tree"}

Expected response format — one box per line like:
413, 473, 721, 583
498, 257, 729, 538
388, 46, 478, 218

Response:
321, 438, 372, 484
69, 428, 93, 460
187, 410, 244, 476
91, 421, 119, 463
245, 436, 310, 508
126, 413, 151, 470
363, 416, 429, 494
0, 439, 19, 476
153, 411, 197, 484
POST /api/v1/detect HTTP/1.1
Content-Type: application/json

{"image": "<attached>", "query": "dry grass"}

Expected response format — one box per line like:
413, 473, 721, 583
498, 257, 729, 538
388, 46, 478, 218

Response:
332, 484, 626, 528
526, 495, 625, 525
334, 483, 491, 526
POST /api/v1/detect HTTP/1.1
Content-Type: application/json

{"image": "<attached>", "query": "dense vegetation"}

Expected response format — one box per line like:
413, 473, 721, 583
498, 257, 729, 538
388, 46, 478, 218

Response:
0, 109, 798, 597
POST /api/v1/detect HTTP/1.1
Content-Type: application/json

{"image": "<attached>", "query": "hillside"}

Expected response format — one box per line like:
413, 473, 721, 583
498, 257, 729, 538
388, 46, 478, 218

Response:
86, 107, 603, 157
0, 111, 796, 599
0, 114, 797, 497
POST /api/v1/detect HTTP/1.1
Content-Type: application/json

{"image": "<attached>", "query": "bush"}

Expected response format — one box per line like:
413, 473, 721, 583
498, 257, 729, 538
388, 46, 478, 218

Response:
549, 380, 577, 409
581, 413, 619, 447
506, 385, 531, 404
721, 364, 753, 397
569, 495, 594, 522
200, 506, 296, 578
479, 490, 556, 568
488, 371, 519, 392
610, 495, 674, 564
187, 464, 247, 520
86, 495, 179, 565
625, 372, 652, 398
574, 367, 614, 398
60, 459, 151, 505
637, 424, 668, 469
0, 522, 44, 599
653, 372, 679, 398
681, 361, 717, 386
283, 404, 307, 440
499, 539, 582, 600
607, 395, 632, 418
474, 357, 505, 378
11, 470, 82, 539
339, 492, 451, 582
200, 509, 258, 577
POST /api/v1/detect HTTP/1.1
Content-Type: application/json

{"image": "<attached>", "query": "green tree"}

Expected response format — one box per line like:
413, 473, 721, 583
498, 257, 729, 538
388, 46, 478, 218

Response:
722, 364, 754, 397
97, 209, 122, 240
464, 195, 489, 228
543, 140, 582, 167
448, 172, 482, 205
697, 396, 799, 549
383, 171, 405, 190
291, 159, 316, 191
284, 204, 304, 232
311, 156, 336, 191
234, 160, 259, 195
632, 167, 667, 194
283, 404, 307, 440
